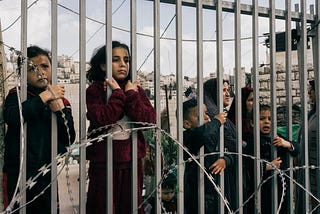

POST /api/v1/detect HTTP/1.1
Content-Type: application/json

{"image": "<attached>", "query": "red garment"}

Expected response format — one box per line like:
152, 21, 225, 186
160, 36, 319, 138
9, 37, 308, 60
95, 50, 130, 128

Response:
86, 81, 156, 214
3, 172, 8, 209
86, 161, 144, 214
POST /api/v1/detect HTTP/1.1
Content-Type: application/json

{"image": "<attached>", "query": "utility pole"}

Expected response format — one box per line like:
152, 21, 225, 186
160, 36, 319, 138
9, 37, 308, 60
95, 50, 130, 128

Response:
0, 19, 6, 211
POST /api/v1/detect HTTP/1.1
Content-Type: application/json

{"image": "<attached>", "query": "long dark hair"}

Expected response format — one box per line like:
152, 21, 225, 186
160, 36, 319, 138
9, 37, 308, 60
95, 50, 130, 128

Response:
86, 41, 131, 82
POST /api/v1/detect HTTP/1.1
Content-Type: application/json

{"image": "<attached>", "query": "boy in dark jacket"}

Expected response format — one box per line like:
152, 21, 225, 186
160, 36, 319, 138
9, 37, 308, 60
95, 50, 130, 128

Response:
3, 46, 76, 213
183, 98, 234, 213
245, 104, 299, 213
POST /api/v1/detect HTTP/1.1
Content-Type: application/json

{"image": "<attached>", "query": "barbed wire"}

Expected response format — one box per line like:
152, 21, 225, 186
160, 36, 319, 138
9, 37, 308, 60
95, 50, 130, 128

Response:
1, 118, 320, 213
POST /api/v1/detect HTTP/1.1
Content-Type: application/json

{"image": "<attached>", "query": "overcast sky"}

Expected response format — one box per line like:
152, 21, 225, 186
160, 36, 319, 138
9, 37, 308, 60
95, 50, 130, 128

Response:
0, 0, 316, 77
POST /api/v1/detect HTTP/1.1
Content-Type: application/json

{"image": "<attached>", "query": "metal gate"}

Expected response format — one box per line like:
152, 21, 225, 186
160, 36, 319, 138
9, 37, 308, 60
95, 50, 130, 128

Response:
0, 0, 319, 213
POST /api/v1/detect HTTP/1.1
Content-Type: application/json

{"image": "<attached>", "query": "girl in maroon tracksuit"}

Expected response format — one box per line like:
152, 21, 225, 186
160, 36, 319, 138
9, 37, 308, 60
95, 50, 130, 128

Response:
86, 41, 156, 214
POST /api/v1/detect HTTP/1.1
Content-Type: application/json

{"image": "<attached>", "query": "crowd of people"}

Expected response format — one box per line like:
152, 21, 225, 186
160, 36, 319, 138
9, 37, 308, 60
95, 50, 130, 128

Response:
180, 78, 318, 214
2, 42, 318, 214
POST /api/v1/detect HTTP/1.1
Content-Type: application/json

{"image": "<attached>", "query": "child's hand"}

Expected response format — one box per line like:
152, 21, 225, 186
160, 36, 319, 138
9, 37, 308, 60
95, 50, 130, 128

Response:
40, 84, 65, 103
214, 112, 227, 125
105, 78, 120, 90
48, 99, 64, 112
49, 84, 65, 98
208, 158, 226, 175
272, 136, 292, 149
125, 80, 139, 92
266, 157, 282, 171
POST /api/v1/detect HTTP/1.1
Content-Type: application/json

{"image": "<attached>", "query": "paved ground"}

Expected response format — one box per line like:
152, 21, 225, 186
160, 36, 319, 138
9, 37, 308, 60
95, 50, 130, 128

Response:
58, 162, 80, 214
0, 160, 81, 214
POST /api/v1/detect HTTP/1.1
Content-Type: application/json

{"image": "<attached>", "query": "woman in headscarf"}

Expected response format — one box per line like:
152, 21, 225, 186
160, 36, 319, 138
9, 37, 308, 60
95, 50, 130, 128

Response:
203, 78, 237, 212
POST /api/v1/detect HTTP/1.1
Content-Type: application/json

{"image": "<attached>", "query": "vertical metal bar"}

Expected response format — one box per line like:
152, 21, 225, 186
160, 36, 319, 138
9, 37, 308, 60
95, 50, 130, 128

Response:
297, 0, 310, 212
252, 0, 261, 213
130, 1, 137, 81
234, 1, 243, 213
79, 0, 87, 213
314, 1, 320, 211
176, 1, 183, 213
153, 1, 161, 213
20, 1, 27, 213
268, 0, 278, 213
105, 1, 113, 213
215, 0, 224, 213
51, 1, 58, 213
196, 1, 204, 213
130, 0, 138, 212
294, 4, 305, 212
0, 23, 5, 213
310, 2, 320, 213
285, 0, 294, 213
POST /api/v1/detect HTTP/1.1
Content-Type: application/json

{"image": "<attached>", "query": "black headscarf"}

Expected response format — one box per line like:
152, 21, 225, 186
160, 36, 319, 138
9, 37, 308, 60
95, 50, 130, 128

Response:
203, 78, 237, 152
203, 78, 230, 107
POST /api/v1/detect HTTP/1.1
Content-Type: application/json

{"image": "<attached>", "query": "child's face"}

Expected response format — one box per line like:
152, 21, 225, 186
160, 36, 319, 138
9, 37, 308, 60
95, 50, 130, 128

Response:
161, 188, 175, 202
184, 105, 210, 129
27, 54, 51, 89
259, 109, 271, 135
112, 47, 130, 82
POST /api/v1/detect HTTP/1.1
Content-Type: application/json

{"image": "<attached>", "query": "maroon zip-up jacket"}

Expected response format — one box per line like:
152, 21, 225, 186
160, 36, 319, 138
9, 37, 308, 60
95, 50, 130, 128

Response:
86, 81, 156, 163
